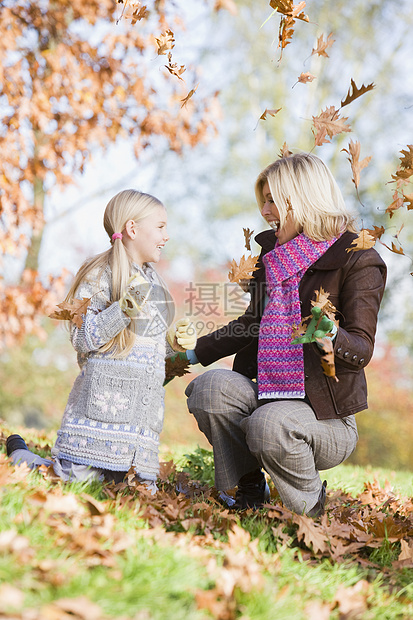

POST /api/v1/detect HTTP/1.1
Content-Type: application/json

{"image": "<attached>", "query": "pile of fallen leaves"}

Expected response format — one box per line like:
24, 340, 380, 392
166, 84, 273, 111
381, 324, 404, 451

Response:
1, 427, 413, 619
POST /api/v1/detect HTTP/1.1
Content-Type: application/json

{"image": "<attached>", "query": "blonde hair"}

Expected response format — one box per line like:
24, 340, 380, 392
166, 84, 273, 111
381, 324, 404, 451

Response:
66, 189, 165, 358
255, 153, 357, 241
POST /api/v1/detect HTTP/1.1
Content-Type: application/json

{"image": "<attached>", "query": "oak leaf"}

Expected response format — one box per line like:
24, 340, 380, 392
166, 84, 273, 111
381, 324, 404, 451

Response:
365, 225, 385, 240
155, 30, 175, 55
228, 255, 259, 284
165, 52, 185, 81
312, 106, 351, 147
243, 228, 254, 251
270, 0, 309, 22
49, 297, 91, 328
293, 72, 316, 87
311, 32, 335, 58
391, 145, 413, 181
385, 190, 404, 218
342, 140, 372, 189
319, 339, 338, 382
181, 84, 199, 108
293, 515, 329, 554
346, 230, 376, 252
340, 79, 375, 108
403, 192, 413, 210
312, 287, 337, 320
279, 142, 293, 158
164, 355, 190, 383
259, 107, 282, 121
381, 241, 405, 256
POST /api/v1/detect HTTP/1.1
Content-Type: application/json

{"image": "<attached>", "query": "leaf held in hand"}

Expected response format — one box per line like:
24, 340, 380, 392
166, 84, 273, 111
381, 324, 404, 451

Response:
164, 355, 190, 383
49, 298, 91, 328
228, 255, 259, 285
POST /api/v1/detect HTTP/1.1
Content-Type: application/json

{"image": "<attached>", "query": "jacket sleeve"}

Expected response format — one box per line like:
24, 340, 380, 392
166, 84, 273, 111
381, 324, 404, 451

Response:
194, 257, 266, 367
331, 250, 386, 370
70, 271, 130, 354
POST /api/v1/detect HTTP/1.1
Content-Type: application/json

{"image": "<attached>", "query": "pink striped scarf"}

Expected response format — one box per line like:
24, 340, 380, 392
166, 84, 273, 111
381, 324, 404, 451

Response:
258, 233, 338, 400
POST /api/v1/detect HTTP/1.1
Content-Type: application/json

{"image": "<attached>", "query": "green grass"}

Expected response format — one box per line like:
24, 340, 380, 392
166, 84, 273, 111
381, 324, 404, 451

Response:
1, 430, 413, 620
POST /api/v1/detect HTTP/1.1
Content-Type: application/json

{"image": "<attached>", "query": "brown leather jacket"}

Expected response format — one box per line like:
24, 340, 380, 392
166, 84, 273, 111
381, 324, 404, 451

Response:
194, 230, 387, 420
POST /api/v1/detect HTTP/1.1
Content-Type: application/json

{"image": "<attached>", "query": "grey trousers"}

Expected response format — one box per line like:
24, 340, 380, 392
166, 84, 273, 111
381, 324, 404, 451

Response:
185, 369, 358, 514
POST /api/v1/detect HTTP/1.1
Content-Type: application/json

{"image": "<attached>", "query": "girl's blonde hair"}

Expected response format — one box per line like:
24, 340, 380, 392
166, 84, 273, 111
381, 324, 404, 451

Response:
255, 153, 357, 241
66, 189, 165, 358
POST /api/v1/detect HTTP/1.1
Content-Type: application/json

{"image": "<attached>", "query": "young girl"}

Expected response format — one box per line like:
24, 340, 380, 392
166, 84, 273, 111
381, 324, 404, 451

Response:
6, 189, 196, 491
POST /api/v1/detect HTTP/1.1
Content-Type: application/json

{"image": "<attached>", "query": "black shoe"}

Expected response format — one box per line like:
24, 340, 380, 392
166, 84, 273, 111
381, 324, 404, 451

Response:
6, 434, 29, 457
307, 480, 327, 518
233, 469, 270, 510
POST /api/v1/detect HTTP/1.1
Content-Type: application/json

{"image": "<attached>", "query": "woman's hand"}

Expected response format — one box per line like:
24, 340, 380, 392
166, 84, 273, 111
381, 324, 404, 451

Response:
292, 307, 337, 344
169, 318, 197, 351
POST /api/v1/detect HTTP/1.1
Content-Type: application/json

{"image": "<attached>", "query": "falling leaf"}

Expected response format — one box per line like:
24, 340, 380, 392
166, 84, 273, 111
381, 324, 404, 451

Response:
381, 241, 405, 256
279, 142, 293, 158
385, 190, 404, 218
228, 255, 259, 285
311, 32, 335, 58
49, 297, 91, 328
365, 225, 385, 240
403, 192, 413, 210
270, 0, 309, 22
165, 52, 186, 81
342, 140, 372, 189
340, 79, 375, 108
181, 84, 199, 108
293, 72, 316, 87
391, 145, 413, 181
155, 30, 175, 55
213, 0, 238, 14
259, 107, 282, 121
243, 228, 254, 251
312, 106, 351, 147
346, 230, 376, 252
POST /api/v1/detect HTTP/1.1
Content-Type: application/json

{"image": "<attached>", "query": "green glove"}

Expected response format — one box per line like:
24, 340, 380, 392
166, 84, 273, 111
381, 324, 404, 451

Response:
292, 307, 336, 344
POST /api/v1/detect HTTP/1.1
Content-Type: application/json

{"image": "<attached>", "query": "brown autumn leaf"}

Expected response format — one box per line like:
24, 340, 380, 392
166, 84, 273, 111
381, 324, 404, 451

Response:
181, 84, 199, 108
365, 225, 385, 240
385, 190, 404, 218
312, 287, 337, 320
403, 192, 413, 210
164, 355, 190, 383
259, 107, 282, 121
391, 144, 413, 180
319, 339, 338, 382
342, 139, 372, 189
270, 0, 309, 21
340, 79, 375, 108
49, 297, 91, 328
228, 255, 259, 285
293, 515, 329, 553
165, 52, 185, 81
311, 32, 335, 58
243, 228, 254, 251
333, 580, 370, 618
312, 106, 351, 147
214, 0, 238, 14
293, 72, 316, 87
155, 29, 175, 55
381, 241, 405, 256
346, 230, 376, 253
279, 142, 293, 158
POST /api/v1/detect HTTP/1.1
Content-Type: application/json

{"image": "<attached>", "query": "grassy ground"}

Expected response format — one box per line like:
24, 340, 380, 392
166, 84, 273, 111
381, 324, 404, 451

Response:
1, 419, 413, 620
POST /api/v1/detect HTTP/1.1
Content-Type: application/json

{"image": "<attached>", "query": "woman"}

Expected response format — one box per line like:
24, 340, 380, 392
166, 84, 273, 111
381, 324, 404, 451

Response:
185, 153, 386, 517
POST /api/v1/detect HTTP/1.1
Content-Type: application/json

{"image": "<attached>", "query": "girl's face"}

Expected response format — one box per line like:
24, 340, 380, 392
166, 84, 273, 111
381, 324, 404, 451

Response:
261, 181, 300, 245
129, 206, 169, 266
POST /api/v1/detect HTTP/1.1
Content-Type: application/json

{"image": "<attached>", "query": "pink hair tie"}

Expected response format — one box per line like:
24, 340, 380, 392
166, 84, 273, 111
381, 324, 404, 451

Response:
111, 232, 123, 241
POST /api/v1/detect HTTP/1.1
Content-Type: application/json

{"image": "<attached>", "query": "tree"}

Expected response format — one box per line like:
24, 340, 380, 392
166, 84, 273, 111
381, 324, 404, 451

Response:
0, 0, 223, 350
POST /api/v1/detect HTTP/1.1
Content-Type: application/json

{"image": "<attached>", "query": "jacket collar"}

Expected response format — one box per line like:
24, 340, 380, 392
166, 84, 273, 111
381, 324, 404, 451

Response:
255, 230, 358, 271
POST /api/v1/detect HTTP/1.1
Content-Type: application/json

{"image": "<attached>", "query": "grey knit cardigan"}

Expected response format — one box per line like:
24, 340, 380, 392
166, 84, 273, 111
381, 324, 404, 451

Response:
53, 263, 173, 480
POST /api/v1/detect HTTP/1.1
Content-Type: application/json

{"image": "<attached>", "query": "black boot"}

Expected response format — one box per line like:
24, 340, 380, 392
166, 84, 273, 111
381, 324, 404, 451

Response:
6, 434, 29, 457
307, 480, 327, 518
233, 469, 270, 510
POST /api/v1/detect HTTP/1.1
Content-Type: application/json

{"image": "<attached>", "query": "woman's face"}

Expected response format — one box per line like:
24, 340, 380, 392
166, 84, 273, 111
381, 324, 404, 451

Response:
261, 181, 300, 245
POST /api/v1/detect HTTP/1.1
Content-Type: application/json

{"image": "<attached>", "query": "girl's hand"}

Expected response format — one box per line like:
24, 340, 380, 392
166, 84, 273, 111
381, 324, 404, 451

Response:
119, 274, 149, 318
